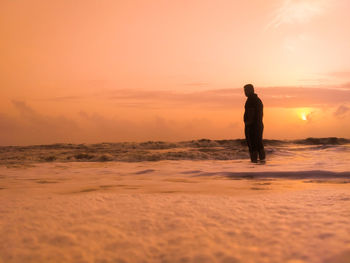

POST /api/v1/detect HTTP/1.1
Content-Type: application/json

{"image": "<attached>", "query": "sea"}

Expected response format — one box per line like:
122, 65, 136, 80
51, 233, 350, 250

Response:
1, 137, 349, 178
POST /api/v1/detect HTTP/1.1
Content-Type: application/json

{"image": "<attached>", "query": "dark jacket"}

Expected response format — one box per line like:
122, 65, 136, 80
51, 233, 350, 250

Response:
244, 93, 263, 126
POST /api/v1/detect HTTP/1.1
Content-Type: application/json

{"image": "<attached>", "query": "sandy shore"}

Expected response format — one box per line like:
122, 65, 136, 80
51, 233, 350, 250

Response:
1, 161, 350, 263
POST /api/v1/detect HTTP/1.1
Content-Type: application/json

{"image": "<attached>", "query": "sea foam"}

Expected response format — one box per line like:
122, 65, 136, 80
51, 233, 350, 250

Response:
0, 137, 349, 165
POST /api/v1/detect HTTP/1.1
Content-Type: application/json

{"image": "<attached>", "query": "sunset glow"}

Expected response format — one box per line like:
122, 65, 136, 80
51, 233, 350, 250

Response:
1, 0, 350, 145
2, 2, 350, 263
296, 108, 312, 122
301, 113, 307, 121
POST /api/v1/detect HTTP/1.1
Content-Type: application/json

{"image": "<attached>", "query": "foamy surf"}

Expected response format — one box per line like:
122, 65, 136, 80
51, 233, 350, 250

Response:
1, 160, 350, 263
1, 137, 349, 166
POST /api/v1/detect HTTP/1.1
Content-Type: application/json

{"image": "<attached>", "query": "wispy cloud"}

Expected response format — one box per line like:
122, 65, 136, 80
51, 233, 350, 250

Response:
35, 96, 83, 102
2, 88, 350, 145
266, 0, 328, 30
328, 71, 350, 80
32, 85, 350, 109
0, 101, 234, 145
3, 101, 80, 145
305, 110, 317, 122
181, 82, 209, 87
334, 105, 350, 119
99, 86, 350, 109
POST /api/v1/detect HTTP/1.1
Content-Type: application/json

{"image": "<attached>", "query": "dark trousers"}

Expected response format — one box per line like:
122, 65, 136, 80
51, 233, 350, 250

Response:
245, 123, 265, 162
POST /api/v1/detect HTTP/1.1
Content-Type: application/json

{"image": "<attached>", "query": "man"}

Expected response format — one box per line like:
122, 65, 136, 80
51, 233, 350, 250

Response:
243, 84, 265, 163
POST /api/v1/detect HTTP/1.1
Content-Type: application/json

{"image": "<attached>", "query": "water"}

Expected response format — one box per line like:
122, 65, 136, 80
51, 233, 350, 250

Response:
1, 137, 349, 175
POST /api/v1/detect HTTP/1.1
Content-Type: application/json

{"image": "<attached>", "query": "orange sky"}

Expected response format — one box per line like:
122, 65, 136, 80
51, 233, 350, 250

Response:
1, 0, 350, 145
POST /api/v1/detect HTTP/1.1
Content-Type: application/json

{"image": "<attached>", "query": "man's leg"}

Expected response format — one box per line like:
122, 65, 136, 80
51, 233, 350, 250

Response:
245, 126, 258, 163
250, 150, 258, 163
258, 125, 265, 161
258, 148, 265, 161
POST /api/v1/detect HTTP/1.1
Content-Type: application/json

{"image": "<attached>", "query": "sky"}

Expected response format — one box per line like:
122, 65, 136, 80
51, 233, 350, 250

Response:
1, 0, 350, 145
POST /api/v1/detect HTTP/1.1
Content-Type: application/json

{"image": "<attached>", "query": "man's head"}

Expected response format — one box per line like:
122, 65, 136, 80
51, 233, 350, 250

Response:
244, 84, 254, 97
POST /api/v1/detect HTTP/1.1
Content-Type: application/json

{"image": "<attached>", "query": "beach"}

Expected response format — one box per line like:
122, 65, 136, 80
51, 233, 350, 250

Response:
1, 159, 350, 263
3, 0, 350, 261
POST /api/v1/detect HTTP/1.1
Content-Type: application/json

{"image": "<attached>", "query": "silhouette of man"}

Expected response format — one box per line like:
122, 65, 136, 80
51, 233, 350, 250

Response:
243, 84, 265, 163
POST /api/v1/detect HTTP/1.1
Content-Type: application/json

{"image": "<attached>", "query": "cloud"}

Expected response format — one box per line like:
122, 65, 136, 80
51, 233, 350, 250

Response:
327, 71, 350, 81
97, 86, 350, 109
181, 82, 209, 87
77, 111, 225, 143
2, 89, 350, 145
12, 100, 37, 117
260, 86, 350, 108
0, 101, 240, 145
1, 101, 80, 145
266, 0, 328, 29
99, 88, 242, 109
36, 96, 83, 102
334, 105, 350, 119
29, 84, 350, 110
305, 111, 316, 122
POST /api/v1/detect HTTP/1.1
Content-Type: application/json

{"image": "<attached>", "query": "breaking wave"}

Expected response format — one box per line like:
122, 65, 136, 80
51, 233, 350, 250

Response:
0, 137, 349, 164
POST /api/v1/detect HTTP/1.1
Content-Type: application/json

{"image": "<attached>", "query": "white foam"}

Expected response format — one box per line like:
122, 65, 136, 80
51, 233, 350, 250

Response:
1, 161, 350, 262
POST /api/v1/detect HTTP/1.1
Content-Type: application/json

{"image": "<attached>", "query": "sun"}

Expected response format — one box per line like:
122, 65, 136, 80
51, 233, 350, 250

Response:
301, 113, 307, 121
296, 108, 312, 121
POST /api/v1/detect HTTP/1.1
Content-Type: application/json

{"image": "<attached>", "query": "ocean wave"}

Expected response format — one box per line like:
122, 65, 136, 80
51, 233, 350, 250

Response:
0, 137, 349, 164
292, 137, 350, 145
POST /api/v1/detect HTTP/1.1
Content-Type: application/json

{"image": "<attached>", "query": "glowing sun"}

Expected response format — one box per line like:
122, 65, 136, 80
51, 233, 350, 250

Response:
301, 113, 307, 121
